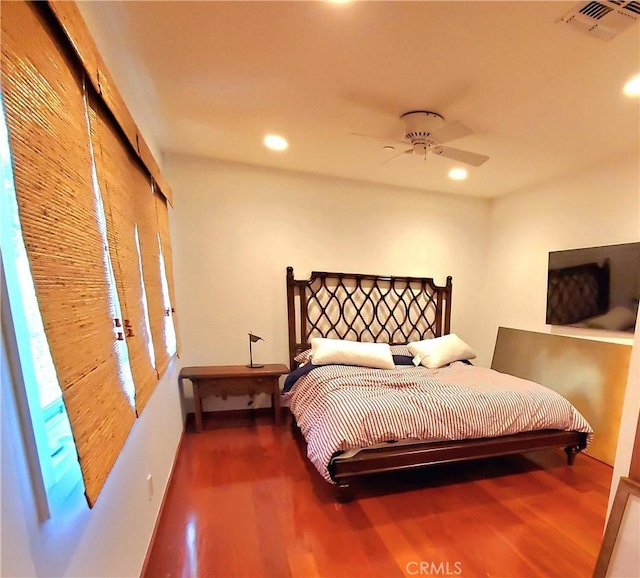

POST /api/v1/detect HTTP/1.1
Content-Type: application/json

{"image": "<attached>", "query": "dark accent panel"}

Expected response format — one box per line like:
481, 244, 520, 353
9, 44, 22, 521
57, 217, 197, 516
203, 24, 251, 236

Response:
546, 261, 609, 325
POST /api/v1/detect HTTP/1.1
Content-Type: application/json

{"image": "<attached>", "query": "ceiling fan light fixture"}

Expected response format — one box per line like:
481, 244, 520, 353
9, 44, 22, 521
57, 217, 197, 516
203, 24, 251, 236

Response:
449, 167, 468, 181
401, 111, 445, 139
264, 134, 288, 151
413, 143, 428, 156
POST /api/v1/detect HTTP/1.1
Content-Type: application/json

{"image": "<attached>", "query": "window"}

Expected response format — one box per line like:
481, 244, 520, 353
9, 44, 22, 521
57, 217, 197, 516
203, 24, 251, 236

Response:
0, 94, 84, 512
135, 224, 157, 369
1, 0, 179, 508
84, 92, 137, 408
158, 233, 178, 357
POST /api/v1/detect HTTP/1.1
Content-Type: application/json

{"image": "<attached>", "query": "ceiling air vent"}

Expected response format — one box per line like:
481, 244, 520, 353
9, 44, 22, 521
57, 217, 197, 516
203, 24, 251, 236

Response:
559, 0, 640, 40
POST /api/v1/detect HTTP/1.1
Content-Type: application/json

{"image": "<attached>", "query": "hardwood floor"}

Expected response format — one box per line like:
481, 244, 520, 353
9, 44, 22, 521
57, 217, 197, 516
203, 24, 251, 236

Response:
143, 413, 612, 578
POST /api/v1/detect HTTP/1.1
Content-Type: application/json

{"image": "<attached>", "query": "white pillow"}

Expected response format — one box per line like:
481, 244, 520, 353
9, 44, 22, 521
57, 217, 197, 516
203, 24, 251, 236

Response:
585, 306, 637, 331
310, 338, 395, 370
408, 334, 476, 369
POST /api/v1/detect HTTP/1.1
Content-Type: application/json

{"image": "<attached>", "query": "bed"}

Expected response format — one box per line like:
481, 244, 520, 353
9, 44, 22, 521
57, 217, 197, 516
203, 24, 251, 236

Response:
285, 267, 591, 501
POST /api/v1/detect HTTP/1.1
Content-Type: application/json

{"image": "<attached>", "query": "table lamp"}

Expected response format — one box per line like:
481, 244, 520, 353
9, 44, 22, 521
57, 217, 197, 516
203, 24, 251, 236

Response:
247, 332, 264, 368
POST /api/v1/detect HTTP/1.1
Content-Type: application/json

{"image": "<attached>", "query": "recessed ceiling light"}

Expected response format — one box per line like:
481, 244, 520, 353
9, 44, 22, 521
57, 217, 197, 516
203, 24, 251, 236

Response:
328, 0, 352, 3
383, 145, 395, 151
264, 134, 288, 151
623, 73, 640, 97
449, 168, 468, 181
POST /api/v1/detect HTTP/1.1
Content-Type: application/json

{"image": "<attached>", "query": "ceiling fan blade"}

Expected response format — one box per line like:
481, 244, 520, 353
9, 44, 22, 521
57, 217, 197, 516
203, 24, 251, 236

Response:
429, 121, 474, 144
380, 148, 413, 166
432, 145, 489, 167
351, 132, 408, 147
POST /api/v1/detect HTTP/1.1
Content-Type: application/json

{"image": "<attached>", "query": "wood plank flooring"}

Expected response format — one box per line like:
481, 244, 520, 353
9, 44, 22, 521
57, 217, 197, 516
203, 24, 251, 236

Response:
143, 413, 612, 578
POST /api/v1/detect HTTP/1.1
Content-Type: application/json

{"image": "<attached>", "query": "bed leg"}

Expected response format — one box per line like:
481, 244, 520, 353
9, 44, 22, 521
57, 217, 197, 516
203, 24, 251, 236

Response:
564, 445, 580, 465
336, 482, 353, 503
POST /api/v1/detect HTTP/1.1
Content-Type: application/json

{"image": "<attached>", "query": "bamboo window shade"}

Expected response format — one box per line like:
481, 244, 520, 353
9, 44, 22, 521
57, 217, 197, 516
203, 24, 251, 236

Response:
155, 191, 181, 355
86, 93, 160, 415
1, 1, 136, 507
45, 0, 174, 206
136, 181, 171, 382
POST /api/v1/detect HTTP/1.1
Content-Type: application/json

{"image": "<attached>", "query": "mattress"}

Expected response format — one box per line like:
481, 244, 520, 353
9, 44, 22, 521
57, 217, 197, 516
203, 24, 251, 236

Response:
284, 361, 593, 482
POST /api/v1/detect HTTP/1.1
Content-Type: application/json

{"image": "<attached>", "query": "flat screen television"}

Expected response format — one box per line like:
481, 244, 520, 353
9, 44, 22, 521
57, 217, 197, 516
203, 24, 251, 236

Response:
546, 242, 640, 333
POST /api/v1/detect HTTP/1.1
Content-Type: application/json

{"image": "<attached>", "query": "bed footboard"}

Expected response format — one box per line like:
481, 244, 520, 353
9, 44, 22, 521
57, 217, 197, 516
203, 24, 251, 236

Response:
328, 430, 587, 501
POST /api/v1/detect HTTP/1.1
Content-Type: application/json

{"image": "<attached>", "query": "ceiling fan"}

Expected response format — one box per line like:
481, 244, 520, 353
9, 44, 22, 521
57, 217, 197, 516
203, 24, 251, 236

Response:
354, 110, 489, 167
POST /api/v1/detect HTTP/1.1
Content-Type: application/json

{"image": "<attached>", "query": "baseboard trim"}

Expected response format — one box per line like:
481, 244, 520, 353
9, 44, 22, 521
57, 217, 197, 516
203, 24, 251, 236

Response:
140, 428, 185, 578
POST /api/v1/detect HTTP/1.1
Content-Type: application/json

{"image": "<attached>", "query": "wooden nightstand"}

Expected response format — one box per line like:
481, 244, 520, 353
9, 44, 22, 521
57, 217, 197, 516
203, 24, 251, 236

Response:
179, 364, 289, 432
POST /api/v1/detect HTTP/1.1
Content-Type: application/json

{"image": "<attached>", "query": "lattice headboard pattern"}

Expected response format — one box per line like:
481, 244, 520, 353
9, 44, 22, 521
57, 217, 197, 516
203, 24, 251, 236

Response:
546, 261, 610, 326
286, 267, 452, 368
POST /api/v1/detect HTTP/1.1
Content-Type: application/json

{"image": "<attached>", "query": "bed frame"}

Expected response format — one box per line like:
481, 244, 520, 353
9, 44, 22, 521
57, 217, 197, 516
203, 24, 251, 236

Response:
286, 266, 588, 501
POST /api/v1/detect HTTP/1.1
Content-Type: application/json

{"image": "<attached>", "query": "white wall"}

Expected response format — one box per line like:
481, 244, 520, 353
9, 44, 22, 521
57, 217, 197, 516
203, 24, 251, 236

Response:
606, 313, 639, 576
484, 151, 639, 348
604, 165, 640, 576
607, 495, 640, 577
166, 154, 492, 409
610, 309, 640, 508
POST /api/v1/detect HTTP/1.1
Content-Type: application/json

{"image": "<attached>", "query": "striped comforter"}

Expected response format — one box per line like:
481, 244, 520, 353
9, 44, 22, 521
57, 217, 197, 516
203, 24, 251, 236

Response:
285, 361, 593, 482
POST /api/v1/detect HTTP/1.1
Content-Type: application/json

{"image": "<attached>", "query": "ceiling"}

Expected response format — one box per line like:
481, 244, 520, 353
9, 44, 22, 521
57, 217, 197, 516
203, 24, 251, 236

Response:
79, 1, 639, 198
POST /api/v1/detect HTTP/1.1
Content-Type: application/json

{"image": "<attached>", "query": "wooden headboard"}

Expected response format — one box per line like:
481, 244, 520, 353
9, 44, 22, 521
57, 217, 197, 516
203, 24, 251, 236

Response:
546, 260, 610, 326
286, 267, 452, 368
